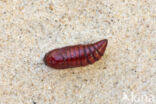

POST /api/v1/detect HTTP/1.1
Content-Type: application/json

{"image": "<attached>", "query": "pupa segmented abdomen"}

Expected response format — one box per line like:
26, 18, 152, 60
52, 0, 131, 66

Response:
44, 39, 108, 69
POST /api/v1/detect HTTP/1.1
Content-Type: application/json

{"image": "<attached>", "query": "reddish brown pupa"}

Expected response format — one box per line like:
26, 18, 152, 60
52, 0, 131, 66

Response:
44, 39, 108, 69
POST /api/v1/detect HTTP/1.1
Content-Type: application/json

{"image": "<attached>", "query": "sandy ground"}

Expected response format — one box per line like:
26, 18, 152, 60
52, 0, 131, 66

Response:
0, 0, 155, 104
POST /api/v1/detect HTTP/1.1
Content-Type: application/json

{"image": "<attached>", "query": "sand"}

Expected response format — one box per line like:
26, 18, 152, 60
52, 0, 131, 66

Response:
0, 0, 155, 104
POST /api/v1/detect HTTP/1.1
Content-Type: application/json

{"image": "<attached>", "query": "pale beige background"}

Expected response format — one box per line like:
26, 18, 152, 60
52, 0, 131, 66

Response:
0, 0, 155, 104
